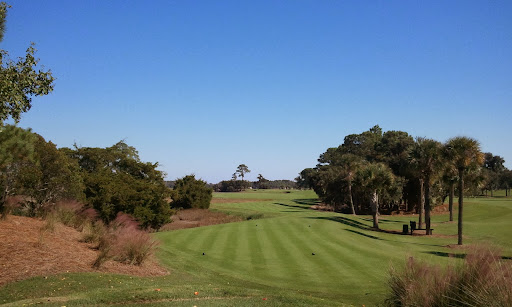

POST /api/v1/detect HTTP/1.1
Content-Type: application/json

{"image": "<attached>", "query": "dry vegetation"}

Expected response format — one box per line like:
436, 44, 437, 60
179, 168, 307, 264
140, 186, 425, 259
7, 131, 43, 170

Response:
161, 208, 243, 231
386, 245, 512, 306
0, 215, 168, 286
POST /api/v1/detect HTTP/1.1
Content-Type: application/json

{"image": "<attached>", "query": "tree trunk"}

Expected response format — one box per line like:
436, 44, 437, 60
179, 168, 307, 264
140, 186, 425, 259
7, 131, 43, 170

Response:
418, 179, 424, 229
371, 190, 379, 229
458, 169, 464, 245
449, 182, 454, 222
348, 180, 356, 215
425, 176, 432, 235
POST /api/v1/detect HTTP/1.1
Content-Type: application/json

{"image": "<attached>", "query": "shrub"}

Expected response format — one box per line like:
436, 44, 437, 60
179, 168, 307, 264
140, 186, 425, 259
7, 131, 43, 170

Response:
386, 246, 512, 306
91, 213, 157, 267
171, 175, 212, 209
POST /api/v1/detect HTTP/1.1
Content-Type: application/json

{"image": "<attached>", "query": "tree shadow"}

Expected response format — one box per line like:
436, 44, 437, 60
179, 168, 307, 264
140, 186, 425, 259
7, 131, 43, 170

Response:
424, 251, 512, 260
292, 198, 321, 206
345, 229, 382, 240
423, 251, 466, 259
273, 202, 310, 210
306, 216, 370, 231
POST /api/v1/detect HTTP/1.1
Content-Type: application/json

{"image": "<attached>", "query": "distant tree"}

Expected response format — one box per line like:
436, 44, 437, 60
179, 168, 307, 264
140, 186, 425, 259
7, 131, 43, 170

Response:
295, 168, 317, 190
355, 162, 395, 229
256, 174, 270, 189
482, 153, 506, 196
444, 137, 484, 245
235, 164, 250, 182
0, 3, 54, 123
500, 169, 512, 196
408, 138, 443, 235
171, 175, 212, 209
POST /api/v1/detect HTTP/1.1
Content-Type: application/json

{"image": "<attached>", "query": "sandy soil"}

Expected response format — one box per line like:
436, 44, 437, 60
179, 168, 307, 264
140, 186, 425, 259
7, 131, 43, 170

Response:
0, 215, 168, 286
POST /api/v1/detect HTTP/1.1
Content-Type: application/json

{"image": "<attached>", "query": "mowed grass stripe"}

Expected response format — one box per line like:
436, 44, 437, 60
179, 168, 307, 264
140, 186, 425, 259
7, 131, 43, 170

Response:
221, 221, 241, 266
243, 221, 267, 270
275, 217, 347, 286
298, 217, 377, 282
259, 218, 303, 282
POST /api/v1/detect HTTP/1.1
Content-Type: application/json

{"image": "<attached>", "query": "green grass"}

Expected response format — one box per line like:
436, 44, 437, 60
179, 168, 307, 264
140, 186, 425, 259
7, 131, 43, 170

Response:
1, 190, 511, 306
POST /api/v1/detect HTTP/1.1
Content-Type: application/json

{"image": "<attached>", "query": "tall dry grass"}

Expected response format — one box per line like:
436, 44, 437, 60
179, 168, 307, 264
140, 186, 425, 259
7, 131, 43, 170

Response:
91, 213, 157, 268
386, 246, 512, 306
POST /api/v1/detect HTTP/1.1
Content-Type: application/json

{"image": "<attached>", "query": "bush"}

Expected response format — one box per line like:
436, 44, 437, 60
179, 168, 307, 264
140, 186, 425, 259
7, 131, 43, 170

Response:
171, 175, 212, 209
386, 246, 512, 306
91, 213, 157, 267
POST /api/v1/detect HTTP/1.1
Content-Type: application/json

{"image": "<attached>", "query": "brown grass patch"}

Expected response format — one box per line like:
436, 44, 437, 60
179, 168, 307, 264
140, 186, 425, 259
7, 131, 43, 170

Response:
160, 209, 243, 231
0, 215, 168, 286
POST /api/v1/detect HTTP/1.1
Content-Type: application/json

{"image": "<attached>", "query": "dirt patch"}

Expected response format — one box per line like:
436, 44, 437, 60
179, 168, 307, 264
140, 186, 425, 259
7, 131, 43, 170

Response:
0, 215, 168, 286
160, 209, 243, 231
210, 198, 271, 204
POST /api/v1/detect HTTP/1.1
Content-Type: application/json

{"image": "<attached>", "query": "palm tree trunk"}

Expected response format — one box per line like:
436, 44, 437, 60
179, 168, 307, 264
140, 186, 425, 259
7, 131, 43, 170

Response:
425, 177, 432, 235
449, 182, 454, 222
418, 179, 424, 229
458, 169, 464, 245
348, 180, 356, 215
371, 190, 379, 229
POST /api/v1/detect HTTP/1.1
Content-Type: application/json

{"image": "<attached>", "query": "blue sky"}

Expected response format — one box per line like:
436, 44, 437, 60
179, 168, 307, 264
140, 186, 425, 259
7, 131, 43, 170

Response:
3, 1, 511, 182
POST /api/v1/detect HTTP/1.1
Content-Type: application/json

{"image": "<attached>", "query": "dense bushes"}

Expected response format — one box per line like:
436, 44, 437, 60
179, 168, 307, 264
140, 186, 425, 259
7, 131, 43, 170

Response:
67, 141, 172, 229
386, 246, 512, 306
171, 175, 212, 209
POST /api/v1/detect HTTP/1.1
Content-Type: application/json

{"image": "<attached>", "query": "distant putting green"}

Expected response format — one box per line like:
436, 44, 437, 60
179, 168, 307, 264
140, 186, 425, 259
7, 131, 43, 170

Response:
1, 190, 511, 306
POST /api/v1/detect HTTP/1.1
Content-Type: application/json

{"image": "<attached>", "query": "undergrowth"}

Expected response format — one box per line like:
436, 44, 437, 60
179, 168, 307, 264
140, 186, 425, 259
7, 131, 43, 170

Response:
386, 245, 512, 306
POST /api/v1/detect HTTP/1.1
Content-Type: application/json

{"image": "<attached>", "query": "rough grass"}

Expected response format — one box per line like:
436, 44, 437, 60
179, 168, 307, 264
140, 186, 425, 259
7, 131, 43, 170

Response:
386, 245, 512, 306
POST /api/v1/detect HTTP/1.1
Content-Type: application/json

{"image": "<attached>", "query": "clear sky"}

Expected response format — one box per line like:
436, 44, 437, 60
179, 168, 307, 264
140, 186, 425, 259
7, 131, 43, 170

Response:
2, 0, 511, 183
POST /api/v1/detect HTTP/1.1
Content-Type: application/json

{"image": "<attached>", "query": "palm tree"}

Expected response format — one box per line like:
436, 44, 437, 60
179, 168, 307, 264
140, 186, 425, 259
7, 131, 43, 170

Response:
445, 137, 484, 245
408, 138, 443, 235
441, 164, 458, 222
339, 154, 363, 215
356, 162, 394, 229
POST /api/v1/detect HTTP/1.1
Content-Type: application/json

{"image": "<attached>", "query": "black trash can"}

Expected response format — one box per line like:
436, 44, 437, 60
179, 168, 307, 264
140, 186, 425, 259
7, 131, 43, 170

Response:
403, 224, 409, 234
410, 221, 416, 231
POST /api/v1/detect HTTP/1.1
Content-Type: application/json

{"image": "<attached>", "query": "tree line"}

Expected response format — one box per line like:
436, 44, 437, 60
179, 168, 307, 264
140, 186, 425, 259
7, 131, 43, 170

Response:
297, 125, 510, 245
212, 164, 296, 192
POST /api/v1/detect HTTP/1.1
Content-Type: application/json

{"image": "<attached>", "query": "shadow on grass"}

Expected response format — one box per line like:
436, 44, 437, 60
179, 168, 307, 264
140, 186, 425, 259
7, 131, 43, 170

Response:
307, 216, 370, 230
293, 198, 321, 206
307, 215, 445, 247
424, 251, 512, 260
274, 202, 310, 210
346, 229, 382, 240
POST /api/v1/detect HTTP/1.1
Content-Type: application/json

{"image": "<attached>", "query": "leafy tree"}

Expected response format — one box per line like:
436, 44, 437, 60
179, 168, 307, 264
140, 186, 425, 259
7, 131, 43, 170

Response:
235, 164, 250, 182
482, 153, 506, 196
0, 3, 54, 123
0, 125, 35, 217
15, 134, 84, 215
69, 141, 172, 229
408, 138, 443, 235
355, 162, 395, 229
444, 137, 484, 245
171, 175, 212, 209
500, 169, 512, 196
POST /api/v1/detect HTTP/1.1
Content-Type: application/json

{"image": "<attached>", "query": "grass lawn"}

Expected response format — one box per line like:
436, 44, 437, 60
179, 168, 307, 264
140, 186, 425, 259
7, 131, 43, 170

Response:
1, 190, 511, 306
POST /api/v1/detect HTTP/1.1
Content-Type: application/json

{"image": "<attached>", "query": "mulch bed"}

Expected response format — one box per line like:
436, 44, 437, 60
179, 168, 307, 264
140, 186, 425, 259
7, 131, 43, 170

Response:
0, 215, 168, 286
